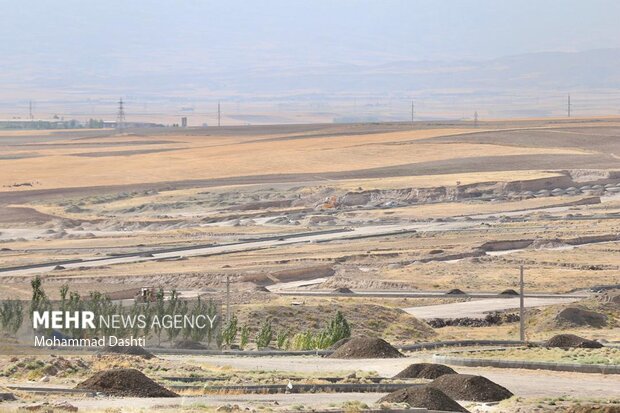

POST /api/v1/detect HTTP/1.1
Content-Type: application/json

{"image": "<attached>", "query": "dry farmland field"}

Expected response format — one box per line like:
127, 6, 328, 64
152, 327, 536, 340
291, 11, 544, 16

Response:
0, 118, 619, 412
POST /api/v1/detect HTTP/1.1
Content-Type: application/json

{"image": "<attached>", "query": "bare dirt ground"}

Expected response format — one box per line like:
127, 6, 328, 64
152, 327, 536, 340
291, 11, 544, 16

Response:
0, 118, 619, 411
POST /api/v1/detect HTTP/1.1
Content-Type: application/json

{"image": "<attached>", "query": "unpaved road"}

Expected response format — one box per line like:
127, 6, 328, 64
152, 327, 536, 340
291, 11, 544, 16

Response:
0, 222, 477, 277
165, 354, 620, 399
404, 297, 581, 319
3, 354, 618, 411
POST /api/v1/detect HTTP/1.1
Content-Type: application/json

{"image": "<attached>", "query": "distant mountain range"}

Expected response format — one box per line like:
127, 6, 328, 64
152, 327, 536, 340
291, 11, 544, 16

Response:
2, 48, 620, 121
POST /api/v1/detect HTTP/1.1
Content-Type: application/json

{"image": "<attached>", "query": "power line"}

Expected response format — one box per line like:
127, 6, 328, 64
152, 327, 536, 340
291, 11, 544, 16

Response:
116, 98, 126, 133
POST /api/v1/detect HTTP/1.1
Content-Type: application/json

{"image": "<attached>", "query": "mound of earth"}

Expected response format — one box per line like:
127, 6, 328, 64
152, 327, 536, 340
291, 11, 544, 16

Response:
328, 336, 403, 359
103, 345, 154, 359
329, 337, 351, 350
333, 287, 354, 294
379, 386, 469, 412
546, 334, 603, 348
446, 288, 466, 295
173, 340, 207, 350
429, 374, 513, 402
76, 368, 178, 397
500, 289, 519, 296
555, 307, 607, 328
253, 285, 271, 292
393, 363, 457, 379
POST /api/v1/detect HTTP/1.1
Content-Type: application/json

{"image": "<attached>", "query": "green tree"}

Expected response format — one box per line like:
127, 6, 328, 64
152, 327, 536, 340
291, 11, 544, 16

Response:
29, 276, 51, 335
256, 319, 273, 349
221, 314, 238, 347
325, 311, 350, 345
276, 329, 290, 350
153, 288, 166, 346
0, 300, 23, 335
239, 325, 250, 350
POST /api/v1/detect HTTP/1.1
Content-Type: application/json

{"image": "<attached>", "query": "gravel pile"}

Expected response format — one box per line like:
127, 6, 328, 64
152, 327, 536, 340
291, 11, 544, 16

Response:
429, 374, 513, 402
76, 369, 178, 397
328, 336, 403, 359
546, 334, 603, 349
393, 363, 457, 379
379, 386, 469, 412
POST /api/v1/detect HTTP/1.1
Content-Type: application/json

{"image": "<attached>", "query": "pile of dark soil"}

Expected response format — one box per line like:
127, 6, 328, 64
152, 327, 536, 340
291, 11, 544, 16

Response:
173, 340, 207, 350
428, 312, 519, 328
546, 334, 603, 348
333, 287, 354, 294
103, 345, 154, 359
446, 288, 466, 295
76, 368, 178, 397
329, 337, 351, 350
393, 363, 456, 380
555, 307, 607, 328
429, 374, 513, 402
328, 336, 403, 359
500, 289, 519, 296
253, 285, 271, 292
379, 386, 469, 412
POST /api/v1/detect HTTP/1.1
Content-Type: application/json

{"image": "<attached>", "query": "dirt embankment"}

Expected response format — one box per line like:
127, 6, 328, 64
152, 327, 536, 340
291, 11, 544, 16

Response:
240, 265, 335, 285
477, 234, 620, 252
236, 303, 435, 345
502, 174, 574, 192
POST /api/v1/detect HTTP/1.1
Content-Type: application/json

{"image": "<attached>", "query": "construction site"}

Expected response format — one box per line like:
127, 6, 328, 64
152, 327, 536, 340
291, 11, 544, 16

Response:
0, 117, 618, 412
2, 1, 620, 411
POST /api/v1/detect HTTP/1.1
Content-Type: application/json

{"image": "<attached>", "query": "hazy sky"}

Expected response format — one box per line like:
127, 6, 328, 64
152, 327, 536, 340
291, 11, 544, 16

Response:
2, 0, 620, 121
2, 0, 620, 72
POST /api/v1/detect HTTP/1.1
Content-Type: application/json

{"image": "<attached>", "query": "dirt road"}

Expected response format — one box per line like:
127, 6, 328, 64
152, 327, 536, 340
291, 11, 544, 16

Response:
404, 297, 581, 319
164, 354, 620, 398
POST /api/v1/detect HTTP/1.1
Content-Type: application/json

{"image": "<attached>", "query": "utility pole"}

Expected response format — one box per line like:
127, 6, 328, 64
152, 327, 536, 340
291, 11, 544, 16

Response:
217, 101, 221, 127
474, 111, 479, 128
567, 94, 571, 118
116, 98, 126, 133
29, 100, 34, 120
411, 101, 415, 124
225, 274, 231, 323
519, 265, 525, 342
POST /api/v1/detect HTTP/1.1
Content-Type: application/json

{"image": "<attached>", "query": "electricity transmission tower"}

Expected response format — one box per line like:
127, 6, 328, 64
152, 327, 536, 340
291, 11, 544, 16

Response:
217, 101, 221, 127
116, 98, 126, 133
474, 111, 479, 128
